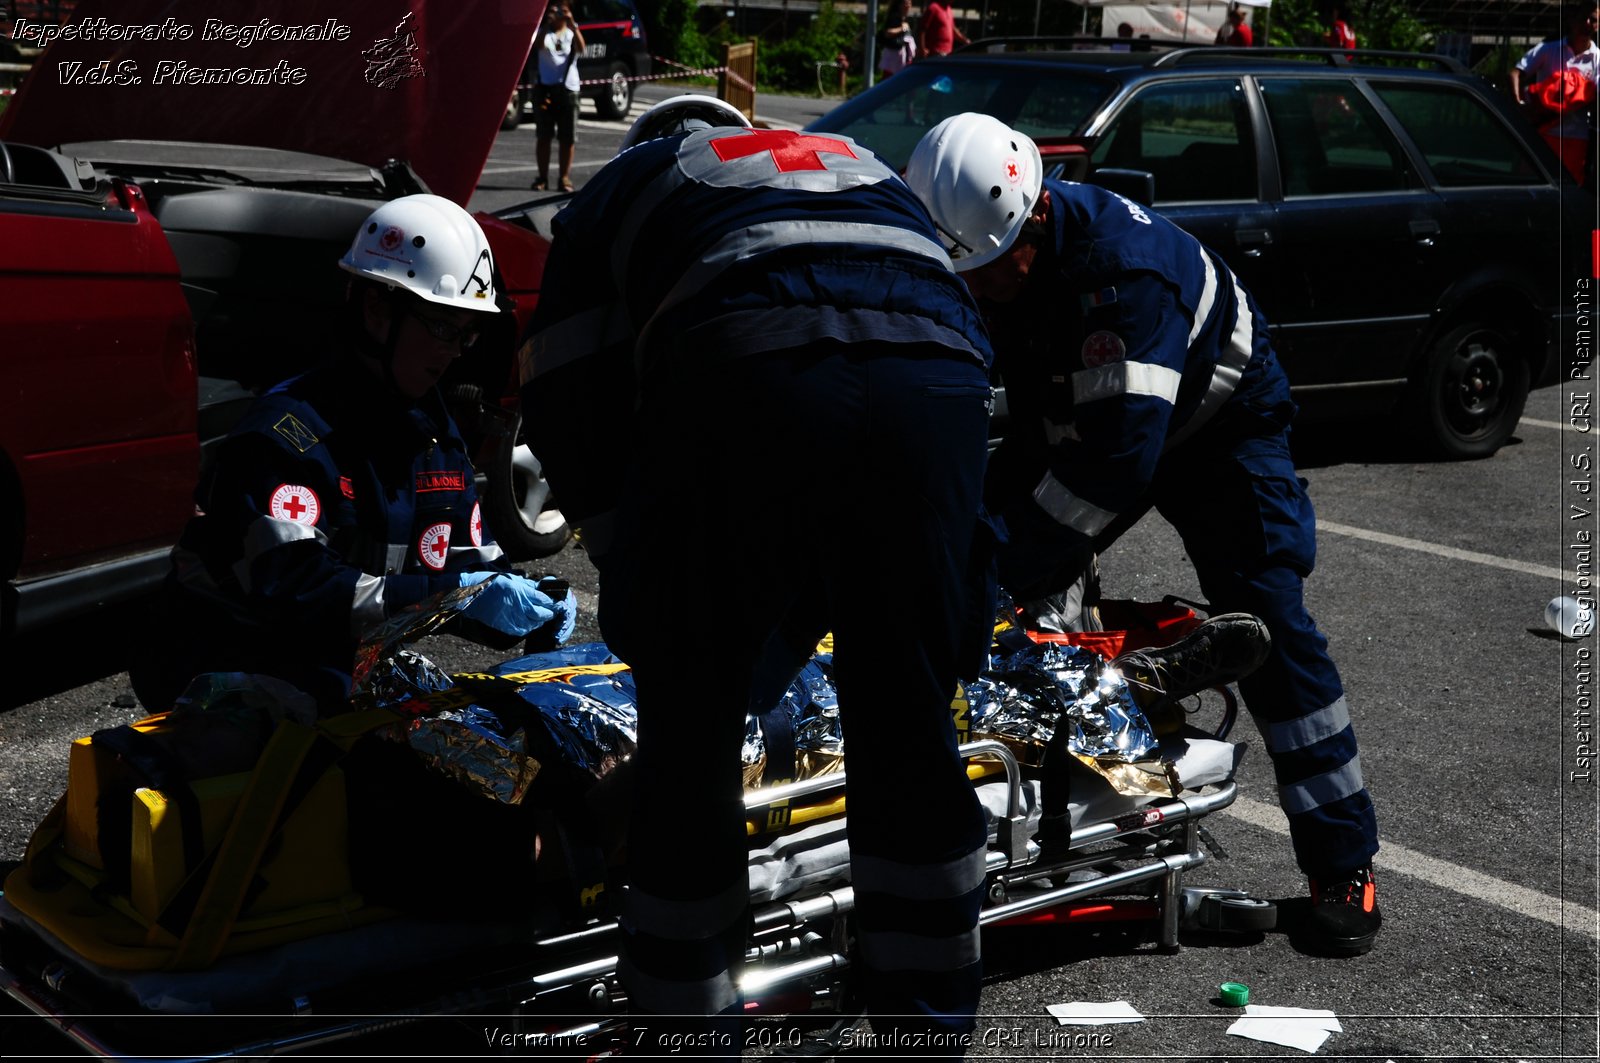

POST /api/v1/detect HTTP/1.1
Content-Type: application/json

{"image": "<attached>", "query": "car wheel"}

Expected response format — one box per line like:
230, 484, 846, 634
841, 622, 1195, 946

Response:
500, 92, 521, 131
482, 413, 572, 559
1407, 320, 1529, 460
594, 62, 633, 120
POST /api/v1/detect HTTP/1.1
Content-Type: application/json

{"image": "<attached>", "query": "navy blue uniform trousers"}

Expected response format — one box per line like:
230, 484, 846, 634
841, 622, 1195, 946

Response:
1097, 375, 1379, 880
599, 341, 993, 1046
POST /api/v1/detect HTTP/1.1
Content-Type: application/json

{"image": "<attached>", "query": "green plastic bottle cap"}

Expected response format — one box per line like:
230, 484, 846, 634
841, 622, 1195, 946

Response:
1219, 981, 1250, 1007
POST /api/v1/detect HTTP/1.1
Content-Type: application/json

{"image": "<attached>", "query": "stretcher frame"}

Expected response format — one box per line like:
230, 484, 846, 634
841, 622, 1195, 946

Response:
0, 721, 1261, 1061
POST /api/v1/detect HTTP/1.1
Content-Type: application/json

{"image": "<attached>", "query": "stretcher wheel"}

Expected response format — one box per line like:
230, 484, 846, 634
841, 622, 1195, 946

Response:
1193, 892, 1277, 933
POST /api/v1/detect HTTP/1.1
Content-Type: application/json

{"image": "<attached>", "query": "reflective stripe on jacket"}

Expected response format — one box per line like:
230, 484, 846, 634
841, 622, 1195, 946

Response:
994, 179, 1272, 546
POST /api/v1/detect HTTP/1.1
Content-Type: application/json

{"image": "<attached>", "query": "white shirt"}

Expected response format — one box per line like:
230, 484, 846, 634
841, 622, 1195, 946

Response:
537, 26, 581, 92
1517, 38, 1600, 138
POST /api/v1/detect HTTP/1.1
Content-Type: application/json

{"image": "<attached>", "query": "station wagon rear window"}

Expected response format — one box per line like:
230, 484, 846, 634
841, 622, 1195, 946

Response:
1369, 81, 1546, 187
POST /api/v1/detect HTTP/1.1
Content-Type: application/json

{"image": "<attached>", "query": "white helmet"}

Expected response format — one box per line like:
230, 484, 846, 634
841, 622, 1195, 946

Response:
619, 93, 751, 152
338, 193, 500, 313
904, 112, 1043, 272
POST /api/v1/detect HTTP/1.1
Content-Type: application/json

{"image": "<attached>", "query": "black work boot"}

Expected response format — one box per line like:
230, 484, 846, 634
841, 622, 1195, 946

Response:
1112, 613, 1272, 733
1306, 865, 1382, 956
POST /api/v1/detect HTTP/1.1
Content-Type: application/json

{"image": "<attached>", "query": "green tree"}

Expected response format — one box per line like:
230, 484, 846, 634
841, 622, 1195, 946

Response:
1265, 0, 1435, 52
757, 1, 863, 93
636, 0, 715, 72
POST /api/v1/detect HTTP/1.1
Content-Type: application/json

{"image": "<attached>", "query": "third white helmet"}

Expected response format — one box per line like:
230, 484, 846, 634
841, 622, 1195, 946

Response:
619, 93, 751, 152
904, 112, 1043, 272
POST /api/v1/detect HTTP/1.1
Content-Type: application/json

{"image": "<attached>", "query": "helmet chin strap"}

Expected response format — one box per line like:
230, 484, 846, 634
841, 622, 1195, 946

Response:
1020, 186, 1052, 240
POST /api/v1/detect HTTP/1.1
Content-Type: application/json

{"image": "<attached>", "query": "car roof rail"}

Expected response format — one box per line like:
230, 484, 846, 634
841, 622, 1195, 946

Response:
960, 35, 1187, 54
1152, 45, 1468, 74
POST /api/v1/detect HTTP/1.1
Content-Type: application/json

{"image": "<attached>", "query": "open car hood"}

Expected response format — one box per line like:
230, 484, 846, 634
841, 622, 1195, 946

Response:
0, 0, 541, 205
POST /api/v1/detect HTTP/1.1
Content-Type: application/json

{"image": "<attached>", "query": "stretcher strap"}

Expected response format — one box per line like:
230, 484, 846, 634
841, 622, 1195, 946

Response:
161, 721, 343, 970
90, 725, 207, 893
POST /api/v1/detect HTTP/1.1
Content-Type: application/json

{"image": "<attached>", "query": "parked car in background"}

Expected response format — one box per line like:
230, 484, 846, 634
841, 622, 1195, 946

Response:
810, 40, 1590, 459
509, 0, 652, 123
0, 0, 567, 637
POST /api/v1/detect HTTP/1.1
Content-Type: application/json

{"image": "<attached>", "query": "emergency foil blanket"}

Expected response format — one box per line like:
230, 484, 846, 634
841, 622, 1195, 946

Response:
345, 588, 1167, 803
364, 642, 639, 806
965, 642, 1167, 795
742, 658, 845, 788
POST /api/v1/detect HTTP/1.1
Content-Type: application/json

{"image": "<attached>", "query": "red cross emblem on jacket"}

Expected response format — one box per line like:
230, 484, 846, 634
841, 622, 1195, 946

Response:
710, 129, 858, 173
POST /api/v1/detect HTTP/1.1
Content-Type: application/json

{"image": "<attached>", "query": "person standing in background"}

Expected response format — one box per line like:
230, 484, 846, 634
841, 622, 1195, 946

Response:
1326, 6, 1356, 51
1509, 1, 1599, 186
532, 2, 586, 192
920, 0, 969, 59
880, 0, 917, 78
1216, 5, 1254, 46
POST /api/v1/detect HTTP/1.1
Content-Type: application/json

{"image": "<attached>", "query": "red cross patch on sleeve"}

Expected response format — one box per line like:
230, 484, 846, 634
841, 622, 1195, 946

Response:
268, 484, 321, 526
1081, 330, 1128, 368
418, 522, 452, 571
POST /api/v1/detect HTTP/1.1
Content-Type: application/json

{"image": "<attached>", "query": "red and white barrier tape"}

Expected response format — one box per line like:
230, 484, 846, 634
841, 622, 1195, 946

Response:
574, 54, 754, 93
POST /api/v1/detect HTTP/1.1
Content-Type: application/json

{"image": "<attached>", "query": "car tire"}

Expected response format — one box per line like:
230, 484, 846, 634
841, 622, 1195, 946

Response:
482, 413, 573, 560
594, 62, 633, 120
1407, 320, 1530, 460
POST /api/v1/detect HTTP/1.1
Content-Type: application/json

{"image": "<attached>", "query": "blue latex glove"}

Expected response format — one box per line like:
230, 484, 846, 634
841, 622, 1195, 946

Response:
457, 572, 559, 637
534, 576, 578, 645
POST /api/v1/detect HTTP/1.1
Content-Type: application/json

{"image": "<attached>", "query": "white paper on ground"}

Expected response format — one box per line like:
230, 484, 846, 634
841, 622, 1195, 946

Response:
1046, 1000, 1146, 1025
1240, 1005, 1342, 1031
1226, 1005, 1342, 1053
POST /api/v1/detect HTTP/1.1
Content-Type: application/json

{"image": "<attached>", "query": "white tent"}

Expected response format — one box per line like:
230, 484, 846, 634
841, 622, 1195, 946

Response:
1086, 0, 1273, 45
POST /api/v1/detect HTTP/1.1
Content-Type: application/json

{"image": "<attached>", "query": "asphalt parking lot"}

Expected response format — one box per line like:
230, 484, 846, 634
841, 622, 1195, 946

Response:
2, 87, 1597, 1058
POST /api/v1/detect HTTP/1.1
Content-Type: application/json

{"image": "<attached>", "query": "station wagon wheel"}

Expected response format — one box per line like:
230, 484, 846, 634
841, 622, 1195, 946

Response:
483, 412, 573, 559
595, 62, 633, 120
1409, 320, 1528, 461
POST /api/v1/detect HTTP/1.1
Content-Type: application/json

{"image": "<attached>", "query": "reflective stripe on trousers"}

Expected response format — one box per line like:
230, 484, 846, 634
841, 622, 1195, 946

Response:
1145, 409, 1379, 879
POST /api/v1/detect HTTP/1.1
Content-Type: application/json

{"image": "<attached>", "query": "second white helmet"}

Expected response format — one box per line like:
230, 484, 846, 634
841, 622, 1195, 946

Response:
338, 193, 500, 313
904, 112, 1043, 272
619, 93, 751, 152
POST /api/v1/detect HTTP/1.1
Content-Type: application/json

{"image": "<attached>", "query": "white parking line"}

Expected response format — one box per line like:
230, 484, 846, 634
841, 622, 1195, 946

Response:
1520, 416, 1585, 432
1315, 520, 1566, 581
1224, 794, 1600, 940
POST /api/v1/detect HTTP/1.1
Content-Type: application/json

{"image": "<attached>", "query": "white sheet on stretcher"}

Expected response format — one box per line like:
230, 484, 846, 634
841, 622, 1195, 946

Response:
0, 737, 1242, 1014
